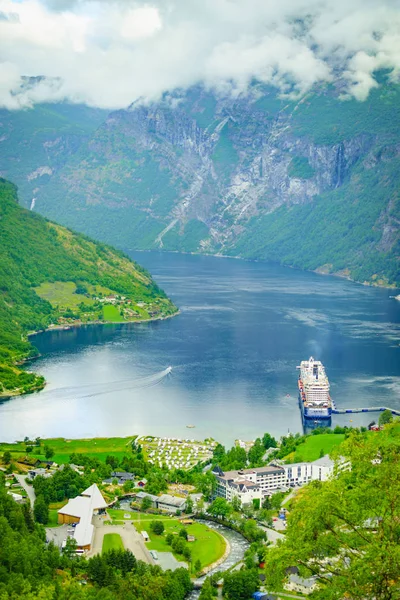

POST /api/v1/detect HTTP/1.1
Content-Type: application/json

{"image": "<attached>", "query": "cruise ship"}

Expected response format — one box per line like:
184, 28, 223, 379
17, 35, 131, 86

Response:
297, 357, 332, 419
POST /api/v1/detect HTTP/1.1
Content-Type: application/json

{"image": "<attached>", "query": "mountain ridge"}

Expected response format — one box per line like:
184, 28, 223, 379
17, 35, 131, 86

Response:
0, 178, 177, 397
1, 81, 399, 286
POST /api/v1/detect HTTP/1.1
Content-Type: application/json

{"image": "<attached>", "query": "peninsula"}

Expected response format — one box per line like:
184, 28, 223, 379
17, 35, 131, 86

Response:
0, 178, 178, 398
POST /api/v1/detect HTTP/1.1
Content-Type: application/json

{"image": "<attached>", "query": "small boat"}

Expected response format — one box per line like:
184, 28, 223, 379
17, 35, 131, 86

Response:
186, 424, 195, 429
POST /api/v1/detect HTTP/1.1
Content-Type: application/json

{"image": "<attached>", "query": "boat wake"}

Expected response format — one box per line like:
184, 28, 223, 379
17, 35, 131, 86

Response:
24, 367, 173, 402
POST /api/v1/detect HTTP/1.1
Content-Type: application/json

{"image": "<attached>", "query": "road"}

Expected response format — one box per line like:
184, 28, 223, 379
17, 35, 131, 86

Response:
15, 474, 36, 508
90, 518, 154, 564
259, 524, 285, 545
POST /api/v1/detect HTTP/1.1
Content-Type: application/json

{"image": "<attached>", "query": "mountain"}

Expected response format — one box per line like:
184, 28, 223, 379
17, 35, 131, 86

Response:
0, 179, 177, 397
1, 81, 399, 286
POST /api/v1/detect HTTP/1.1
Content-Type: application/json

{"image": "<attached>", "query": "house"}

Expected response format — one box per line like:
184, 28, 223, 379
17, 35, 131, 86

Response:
103, 471, 135, 485
28, 468, 53, 480
187, 535, 195, 542
57, 484, 108, 551
212, 465, 286, 503
157, 494, 186, 513
285, 574, 318, 595
212, 455, 341, 503
135, 491, 159, 508
137, 478, 147, 487
8, 492, 24, 503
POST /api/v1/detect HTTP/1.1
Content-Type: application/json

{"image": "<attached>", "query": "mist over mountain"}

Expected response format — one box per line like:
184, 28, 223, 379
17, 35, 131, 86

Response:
1, 78, 399, 286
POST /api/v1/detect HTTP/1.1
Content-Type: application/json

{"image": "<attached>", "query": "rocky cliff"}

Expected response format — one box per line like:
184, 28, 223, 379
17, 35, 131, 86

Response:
1, 83, 399, 285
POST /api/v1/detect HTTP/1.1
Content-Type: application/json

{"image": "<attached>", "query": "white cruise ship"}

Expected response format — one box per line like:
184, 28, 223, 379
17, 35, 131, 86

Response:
297, 357, 332, 419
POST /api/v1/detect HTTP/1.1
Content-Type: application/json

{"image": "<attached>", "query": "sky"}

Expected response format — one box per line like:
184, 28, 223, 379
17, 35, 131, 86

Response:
1, 0, 400, 109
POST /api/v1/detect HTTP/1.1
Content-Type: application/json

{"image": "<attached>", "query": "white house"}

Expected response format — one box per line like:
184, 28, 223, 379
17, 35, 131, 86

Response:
157, 494, 186, 513
285, 574, 318, 595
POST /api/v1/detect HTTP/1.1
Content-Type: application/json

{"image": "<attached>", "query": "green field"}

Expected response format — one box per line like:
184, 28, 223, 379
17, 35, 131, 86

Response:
102, 533, 124, 552
117, 511, 226, 569
0, 436, 135, 465
34, 281, 94, 308
102, 304, 125, 322
288, 434, 345, 463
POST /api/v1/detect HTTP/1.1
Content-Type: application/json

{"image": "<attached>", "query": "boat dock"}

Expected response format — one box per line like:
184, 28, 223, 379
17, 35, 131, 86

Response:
332, 406, 400, 416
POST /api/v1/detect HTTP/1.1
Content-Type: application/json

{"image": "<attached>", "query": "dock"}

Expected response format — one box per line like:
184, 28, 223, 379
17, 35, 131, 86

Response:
332, 406, 400, 416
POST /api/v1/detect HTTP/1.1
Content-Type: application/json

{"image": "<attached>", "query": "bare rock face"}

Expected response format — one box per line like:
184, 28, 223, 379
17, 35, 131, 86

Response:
1, 84, 399, 284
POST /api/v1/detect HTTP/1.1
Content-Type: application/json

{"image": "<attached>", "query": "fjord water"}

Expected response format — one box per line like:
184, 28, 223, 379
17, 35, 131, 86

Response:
1, 253, 399, 445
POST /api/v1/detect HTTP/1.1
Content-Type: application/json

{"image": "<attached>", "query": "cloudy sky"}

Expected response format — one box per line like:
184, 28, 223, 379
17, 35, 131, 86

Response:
1, 0, 400, 109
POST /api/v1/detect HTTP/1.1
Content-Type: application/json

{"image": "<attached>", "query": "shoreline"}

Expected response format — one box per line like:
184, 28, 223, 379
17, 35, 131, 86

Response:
132, 249, 399, 291
1, 310, 179, 399
27, 308, 180, 339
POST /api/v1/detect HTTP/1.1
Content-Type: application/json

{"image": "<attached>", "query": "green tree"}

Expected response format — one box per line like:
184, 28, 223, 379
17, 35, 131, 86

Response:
231, 495, 241, 512
185, 496, 193, 513
165, 533, 174, 545
3, 451, 11, 464
44, 446, 54, 460
123, 480, 133, 493
379, 409, 393, 426
183, 546, 192, 563
262, 432, 278, 450
141, 496, 152, 511
208, 497, 232, 520
150, 520, 165, 535
194, 559, 202, 574
222, 569, 259, 599
179, 527, 188, 540
248, 438, 265, 466
26, 445, 33, 454
264, 426, 400, 599
34, 495, 49, 524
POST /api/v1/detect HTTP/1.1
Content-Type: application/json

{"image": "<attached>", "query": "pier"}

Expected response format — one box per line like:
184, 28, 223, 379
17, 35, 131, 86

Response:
332, 406, 400, 416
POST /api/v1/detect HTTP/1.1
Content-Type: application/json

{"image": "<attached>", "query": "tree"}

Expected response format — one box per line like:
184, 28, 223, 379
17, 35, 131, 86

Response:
44, 446, 54, 460
262, 432, 278, 450
166, 533, 174, 545
223, 569, 259, 599
150, 520, 165, 535
252, 498, 260, 510
185, 496, 193, 513
231, 495, 241, 512
262, 496, 272, 510
183, 546, 192, 563
123, 480, 133, 493
179, 527, 188, 540
34, 495, 49, 524
26, 445, 33, 454
199, 578, 216, 599
248, 438, 265, 466
264, 426, 400, 599
141, 496, 152, 511
319, 448, 325, 458
194, 559, 202, 574
379, 409, 393, 426
3, 451, 11, 464
208, 497, 232, 520
106, 455, 119, 470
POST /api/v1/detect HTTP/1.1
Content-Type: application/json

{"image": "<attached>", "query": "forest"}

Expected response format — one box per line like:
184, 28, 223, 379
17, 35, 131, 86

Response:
0, 178, 177, 396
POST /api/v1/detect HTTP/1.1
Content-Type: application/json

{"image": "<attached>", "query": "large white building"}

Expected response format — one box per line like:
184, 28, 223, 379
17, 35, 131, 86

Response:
58, 484, 108, 550
212, 456, 336, 504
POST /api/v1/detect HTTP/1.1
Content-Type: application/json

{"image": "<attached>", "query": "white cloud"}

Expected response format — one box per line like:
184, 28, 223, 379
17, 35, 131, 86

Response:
0, 0, 400, 109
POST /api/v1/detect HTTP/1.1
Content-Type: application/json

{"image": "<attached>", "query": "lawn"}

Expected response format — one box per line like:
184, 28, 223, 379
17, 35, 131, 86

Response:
289, 434, 346, 462
0, 436, 136, 465
102, 533, 124, 552
34, 281, 94, 308
130, 512, 226, 570
103, 304, 124, 322
47, 509, 61, 527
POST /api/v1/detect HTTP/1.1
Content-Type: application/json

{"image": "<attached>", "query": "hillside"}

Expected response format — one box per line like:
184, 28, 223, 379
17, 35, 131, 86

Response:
0, 179, 177, 397
1, 81, 399, 286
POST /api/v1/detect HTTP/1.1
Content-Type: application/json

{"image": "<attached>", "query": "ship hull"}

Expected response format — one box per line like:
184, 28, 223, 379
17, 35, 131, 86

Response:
299, 394, 332, 419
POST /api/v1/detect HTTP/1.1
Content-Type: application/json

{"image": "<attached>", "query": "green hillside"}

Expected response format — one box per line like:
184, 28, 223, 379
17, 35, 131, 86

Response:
0, 179, 177, 397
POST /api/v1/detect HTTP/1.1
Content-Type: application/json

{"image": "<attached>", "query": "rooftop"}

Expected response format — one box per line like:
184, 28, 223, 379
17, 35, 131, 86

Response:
289, 574, 317, 588
158, 494, 186, 507
58, 484, 107, 548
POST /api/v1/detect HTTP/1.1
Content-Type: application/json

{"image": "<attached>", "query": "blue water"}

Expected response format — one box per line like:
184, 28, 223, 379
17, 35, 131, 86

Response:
0, 252, 399, 445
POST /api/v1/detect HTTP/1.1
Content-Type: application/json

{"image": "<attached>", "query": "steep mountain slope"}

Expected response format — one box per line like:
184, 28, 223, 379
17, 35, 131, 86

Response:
0, 103, 108, 206
0, 179, 177, 397
2, 82, 399, 286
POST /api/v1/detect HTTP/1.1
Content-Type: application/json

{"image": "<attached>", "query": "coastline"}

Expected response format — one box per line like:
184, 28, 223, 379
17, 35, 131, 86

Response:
1, 309, 179, 399
132, 248, 399, 290
27, 308, 180, 338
